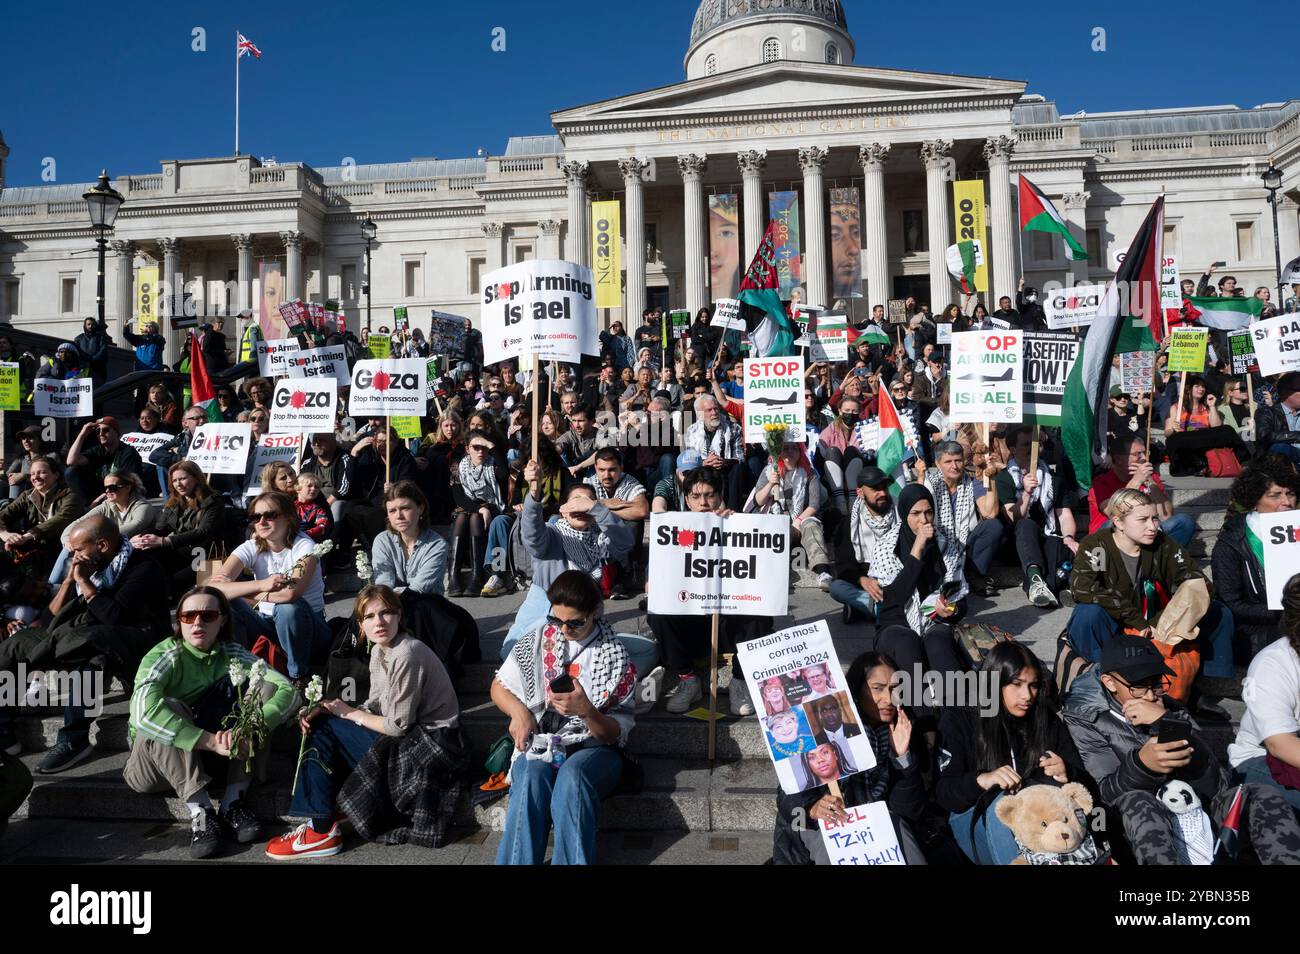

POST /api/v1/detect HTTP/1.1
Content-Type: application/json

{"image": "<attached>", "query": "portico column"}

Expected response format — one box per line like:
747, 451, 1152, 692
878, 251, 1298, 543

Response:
618, 157, 649, 322
109, 240, 135, 341
858, 143, 891, 309
921, 139, 954, 311
678, 153, 708, 316
482, 222, 504, 272
538, 219, 561, 261
1062, 192, 1091, 283
1278, 196, 1299, 280
984, 135, 1017, 303
737, 149, 767, 264
561, 160, 591, 266
281, 230, 305, 301
230, 233, 253, 349
157, 237, 182, 365
799, 146, 829, 307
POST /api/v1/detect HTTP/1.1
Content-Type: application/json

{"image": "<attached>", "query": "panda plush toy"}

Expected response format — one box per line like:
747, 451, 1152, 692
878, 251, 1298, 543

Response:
1156, 779, 1215, 865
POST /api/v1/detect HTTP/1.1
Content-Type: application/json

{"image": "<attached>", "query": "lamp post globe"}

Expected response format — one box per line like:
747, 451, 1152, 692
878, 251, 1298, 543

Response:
1262, 164, 1284, 306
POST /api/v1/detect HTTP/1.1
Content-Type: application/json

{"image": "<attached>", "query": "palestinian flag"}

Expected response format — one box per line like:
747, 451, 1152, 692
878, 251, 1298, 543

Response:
1019, 175, 1089, 262
1245, 512, 1267, 568
1061, 196, 1165, 490
858, 322, 891, 347
1215, 785, 1247, 861
189, 331, 224, 422
875, 390, 910, 497
1184, 295, 1265, 331
946, 240, 982, 294
738, 220, 799, 357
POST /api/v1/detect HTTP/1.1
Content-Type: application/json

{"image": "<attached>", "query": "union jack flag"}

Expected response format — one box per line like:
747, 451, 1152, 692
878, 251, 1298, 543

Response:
237, 33, 262, 59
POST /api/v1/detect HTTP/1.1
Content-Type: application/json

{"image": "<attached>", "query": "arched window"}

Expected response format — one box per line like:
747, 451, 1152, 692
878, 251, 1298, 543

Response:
762, 36, 782, 63
705, 53, 717, 75
825, 43, 839, 64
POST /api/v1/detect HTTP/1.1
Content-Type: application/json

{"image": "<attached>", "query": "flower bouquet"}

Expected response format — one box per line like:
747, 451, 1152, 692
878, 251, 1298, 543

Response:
763, 422, 789, 476
222, 658, 271, 774
290, 674, 331, 798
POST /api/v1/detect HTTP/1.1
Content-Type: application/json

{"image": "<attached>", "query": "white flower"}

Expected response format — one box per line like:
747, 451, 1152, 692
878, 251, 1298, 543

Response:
248, 660, 267, 693
355, 552, 372, 582
228, 659, 246, 688
304, 675, 324, 705
311, 540, 335, 558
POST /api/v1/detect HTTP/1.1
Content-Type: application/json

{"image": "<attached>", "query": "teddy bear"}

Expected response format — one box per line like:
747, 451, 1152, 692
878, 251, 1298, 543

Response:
994, 782, 1103, 865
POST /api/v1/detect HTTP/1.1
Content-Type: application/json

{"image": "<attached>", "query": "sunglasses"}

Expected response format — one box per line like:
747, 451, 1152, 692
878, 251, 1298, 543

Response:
546, 614, 589, 632
178, 609, 222, 624
469, 444, 491, 453
103, 483, 123, 493
251, 510, 281, 524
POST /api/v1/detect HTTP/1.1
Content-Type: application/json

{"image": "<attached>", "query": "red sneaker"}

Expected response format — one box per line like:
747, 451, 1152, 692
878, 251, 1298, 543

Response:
265, 821, 342, 860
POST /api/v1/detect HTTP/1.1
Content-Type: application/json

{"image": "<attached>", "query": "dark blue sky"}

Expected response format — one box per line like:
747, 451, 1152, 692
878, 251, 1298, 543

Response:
2, 0, 1286, 188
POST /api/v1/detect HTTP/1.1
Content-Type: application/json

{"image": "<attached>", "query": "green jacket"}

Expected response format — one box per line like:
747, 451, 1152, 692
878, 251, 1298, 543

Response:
1070, 527, 1210, 631
0, 484, 83, 544
129, 637, 296, 751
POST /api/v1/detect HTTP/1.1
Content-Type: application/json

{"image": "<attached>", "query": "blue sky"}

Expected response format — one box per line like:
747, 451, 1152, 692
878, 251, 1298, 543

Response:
2, 0, 1286, 188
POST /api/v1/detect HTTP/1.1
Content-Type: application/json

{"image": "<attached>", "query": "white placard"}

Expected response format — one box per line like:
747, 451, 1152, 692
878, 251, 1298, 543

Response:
1022, 332, 1080, 426
936, 323, 953, 345
1161, 255, 1181, 312
1119, 350, 1156, 396
646, 511, 790, 617
347, 359, 428, 417
1044, 285, 1104, 329
713, 298, 746, 331
243, 433, 303, 501
479, 259, 599, 366
742, 356, 805, 443
819, 801, 906, 866
34, 378, 94, 418
1249, 512, 1300, 610
1250, 314, 1300, 378
255, 338, 302, 378
284, 345, 349, 387
270, 378, 337, 433
119, 431, 174, 462
735, 619, 876, 795
187, 423, 253, 475
949, 330, 1023, 424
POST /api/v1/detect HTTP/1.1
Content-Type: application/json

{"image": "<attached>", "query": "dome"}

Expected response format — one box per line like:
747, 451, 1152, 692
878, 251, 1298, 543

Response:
689, 0, 848, 48
685, 0, 854, 79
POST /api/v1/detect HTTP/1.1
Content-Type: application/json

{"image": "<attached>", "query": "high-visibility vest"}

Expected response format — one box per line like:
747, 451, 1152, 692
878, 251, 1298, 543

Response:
238, 322, 263, 363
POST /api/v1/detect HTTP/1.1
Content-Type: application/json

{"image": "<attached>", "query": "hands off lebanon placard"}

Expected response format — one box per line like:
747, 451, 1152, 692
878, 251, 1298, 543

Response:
187, 423, 253, 475
479, 259, 598, 366
348, 359, 427, 417
735, 619, 876, 795
270, 378, 337, 433
35, 378, 93, 418
743, 356, 805, 443
647, 511, 789, 617
1166, 327, 1208, 374
820, 801, 905, 866
949, 330, 1023, 424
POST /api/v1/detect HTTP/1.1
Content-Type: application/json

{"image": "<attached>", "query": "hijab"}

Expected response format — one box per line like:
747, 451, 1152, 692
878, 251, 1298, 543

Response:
894, 484, 948, 596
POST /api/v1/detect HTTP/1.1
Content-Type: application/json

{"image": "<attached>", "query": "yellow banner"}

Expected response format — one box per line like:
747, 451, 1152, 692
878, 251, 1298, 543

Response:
591, 200, 621, 309
952, 180, 989, 294
0, 362, 19, 410
390, 416, 423, 440
135, 265, 159, 325
366, 334, 391, 359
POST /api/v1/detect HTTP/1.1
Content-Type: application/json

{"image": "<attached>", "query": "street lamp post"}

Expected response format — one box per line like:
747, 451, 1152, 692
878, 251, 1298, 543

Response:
1263, 163, 1284, 307
82, 170, 125, 329
360, 216, 377, 334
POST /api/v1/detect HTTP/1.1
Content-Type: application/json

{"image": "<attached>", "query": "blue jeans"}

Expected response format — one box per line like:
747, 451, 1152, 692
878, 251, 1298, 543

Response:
290, 714, 380, 827
230, 598, 332, 679
48, 547, 72, 586
485, 514, 514, 572
650, 452, 675, 488
1236, 755, 1300, 814
1067, 600, 1234, 678
496, 745, 623, 865
828, 579, 877, 619
501, 584, 552, 659
950, 793, 1023, 865
613, 632, 658, 680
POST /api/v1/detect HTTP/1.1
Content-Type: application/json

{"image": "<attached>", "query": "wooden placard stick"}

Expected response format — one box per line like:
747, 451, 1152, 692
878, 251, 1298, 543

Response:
707, 610, 720, 763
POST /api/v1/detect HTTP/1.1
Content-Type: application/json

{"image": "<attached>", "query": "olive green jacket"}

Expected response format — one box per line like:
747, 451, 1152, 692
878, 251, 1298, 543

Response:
1070, 527, 1209, 631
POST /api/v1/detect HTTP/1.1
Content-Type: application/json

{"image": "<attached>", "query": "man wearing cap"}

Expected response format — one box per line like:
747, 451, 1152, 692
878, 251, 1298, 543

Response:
919, 440, 1005, 597
652, 449, 701, 514
1255, 370, 1300, 464
64, 416, 143, 505
828, 466, 899, 619
1061, 634, 1300, 865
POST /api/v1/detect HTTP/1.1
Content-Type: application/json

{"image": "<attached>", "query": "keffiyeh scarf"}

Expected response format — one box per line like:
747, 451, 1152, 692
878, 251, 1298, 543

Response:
924, 470, 977, 549
849, 498, 898, 567
91, 537, 135, 590
457, 458, 504, 510
553, 518, 610, 579
869, 521, 965, 634
1006, 458, 1056, 534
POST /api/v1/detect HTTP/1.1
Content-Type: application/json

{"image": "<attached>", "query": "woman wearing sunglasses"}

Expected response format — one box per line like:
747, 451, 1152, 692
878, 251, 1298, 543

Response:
125, 586, 296, 859
492, 570, 637, 865
209, 492, 330, 680
50, 471, 157, 585
133, 461, 225, 592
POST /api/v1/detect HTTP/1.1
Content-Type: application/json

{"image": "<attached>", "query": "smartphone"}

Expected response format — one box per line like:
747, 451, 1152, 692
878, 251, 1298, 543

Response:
1156, 720, 1193, 746
549, 673, 575, 695
1212, 260, 1227, 268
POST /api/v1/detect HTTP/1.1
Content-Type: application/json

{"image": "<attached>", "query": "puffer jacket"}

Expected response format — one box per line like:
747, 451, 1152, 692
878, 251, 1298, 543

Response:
0, 484, 83, 545
1061, 667, 1226, 805
1070, 527, 1208, 632
1211, 512, 1280, 658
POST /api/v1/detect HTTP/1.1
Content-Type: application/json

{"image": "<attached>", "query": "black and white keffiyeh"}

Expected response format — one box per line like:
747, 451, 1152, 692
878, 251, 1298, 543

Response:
553, 517, 610, 579
870, 488, 966, 635
849, 497, 898, 567
1006, 458, 1057, 534
457, 458, 504, 510
924, 469, 978, 549
686, 418, 742, 461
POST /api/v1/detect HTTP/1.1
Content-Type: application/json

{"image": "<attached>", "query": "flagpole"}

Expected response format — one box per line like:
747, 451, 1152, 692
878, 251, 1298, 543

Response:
234, 31, 240, 156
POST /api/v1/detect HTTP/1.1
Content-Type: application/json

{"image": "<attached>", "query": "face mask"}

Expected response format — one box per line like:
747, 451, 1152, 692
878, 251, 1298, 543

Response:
1026, 294, 1038, 303
841, 413, 859, 426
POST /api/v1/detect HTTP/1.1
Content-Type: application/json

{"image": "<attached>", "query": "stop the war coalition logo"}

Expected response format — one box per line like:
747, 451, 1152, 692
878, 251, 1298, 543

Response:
479, 259, 598, 366
347, 359, 427, 417
647, 512, 790, 617
270, 378, 337, 433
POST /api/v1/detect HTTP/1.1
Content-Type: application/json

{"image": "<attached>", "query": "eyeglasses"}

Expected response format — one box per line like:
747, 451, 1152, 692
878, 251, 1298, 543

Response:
250, 510, 280, 524
103, 483, 123, 493
546, 614, 589, 632
1112, 674, 1170, 698
178, 610, 222, 624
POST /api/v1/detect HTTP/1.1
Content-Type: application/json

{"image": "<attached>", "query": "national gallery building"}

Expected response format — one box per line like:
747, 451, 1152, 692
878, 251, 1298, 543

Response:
1, 0, 1297, 361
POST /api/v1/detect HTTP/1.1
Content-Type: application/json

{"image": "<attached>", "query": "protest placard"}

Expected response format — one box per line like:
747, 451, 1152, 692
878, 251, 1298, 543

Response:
348, 359, 427, 417
393, 306, 409, 332
1120, 351, 1156, 396
1228, 330, 1259, 375
819, 801, 906, 866
243, 433, 302, 500
479, 259, 598, 366
670, 309, 691, 340
34, 378, 93, 418
1167, 327, 1209, 373
309, 301, 325, 332
936, 323, 953, 345
1247, 511, 1300, 610
120, 431, 174, 463
647, 511, 790, 617
366, 334, 391, 360
1250, 314, 1300, 378
187, 423, 253, 475
1161, 256, 1181, 312
886, 300, 908, 325
810, 316, 848, 363
429, 311, 468, 355
391, 416, 423, 440
270, 378, 337, 433
743, 356, 805, 443
713, 298, 745, 332
0, 363, 19, 411
283, 344, 349, 387
1022, 333, 1080, 425
734, 619, 876, 795
256, 338, 302, 378
1044, 285, 1103, 330
277, 299, 310, 338
949, 331, 1023, 424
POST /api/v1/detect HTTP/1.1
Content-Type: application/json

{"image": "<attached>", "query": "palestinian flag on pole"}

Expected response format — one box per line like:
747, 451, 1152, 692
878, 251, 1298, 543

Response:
738, 220, 798, 358
1184, 295, 1265, 331
1061, 196, 1165, 490
189, 331, 224, 422
857, 322, 891, 347
1019, 175, 1089, 261
875, 389, 910, 497
946, 240, 982, 294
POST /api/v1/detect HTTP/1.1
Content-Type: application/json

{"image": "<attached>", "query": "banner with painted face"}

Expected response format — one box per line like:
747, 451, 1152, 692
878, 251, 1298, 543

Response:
647, 511, 789, 617
34, 378, 93, 418
348, 359, 428, 417
270, 378, 337, 433
709, 194, 741, 301
769, 191, 803, 295
479, 259, 599, 366
257, 260, 285, 339
829, 188, 862, 299
187, 422, 253, 475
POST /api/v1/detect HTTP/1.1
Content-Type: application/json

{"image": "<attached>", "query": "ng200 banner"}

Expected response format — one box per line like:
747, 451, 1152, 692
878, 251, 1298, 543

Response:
591, 200, 621, 309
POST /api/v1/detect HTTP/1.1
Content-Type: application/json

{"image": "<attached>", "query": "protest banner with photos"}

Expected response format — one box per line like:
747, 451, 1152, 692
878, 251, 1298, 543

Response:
1120, 350, 1156, 396
34, 378, 93, 418
647, 511, 790, 617
713, 298, 745, 331
1022, 333, 1080, 425
1166, 327, 1209, 373
120, 431, 173, 462
479, 259, 599, 366
810, 316, 848, 363
256, 338, 302, 378
1248, 314, 1300, 377
366, 334, 391, 360
283, 344, 349, 387
348, 359, 427, 417
1247, 511, 1300, 610
735, 619, 876, 796
1043, 285, 1103, 330
1228, 329, 1259, 374
949, 330, 1023, 424
743, 356, 805, 443
187, 422, 253, 475
0, 363, 19, 410
429, 311, 468, 355
819, 800, 906, 866
270, 378, 337, 433
243, 433, 303, 500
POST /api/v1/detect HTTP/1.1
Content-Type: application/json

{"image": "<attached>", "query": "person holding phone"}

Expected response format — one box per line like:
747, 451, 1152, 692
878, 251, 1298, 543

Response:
491, 570, 638, 865
1061, 634, 1300, 864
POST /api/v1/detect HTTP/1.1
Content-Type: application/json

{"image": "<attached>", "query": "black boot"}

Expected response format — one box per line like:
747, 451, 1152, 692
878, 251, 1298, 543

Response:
469, 536, 488, 595
446, 537, 465, 597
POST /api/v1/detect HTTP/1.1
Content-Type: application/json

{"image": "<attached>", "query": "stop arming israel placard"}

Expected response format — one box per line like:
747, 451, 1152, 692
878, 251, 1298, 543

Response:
244, 434, 303, 501
1022, 333, 1079, 425
1247, 511, 1300, 610
735, 619, 877, 796
949, 331, 1023, 424
479, 259, 598, 366
270, 378, 337, 433
647, 511, 789, 617
187, 423, 253, 475
1249, 314, 1300, 378
35, 378, 93, 418
348, 359, 427, 417
120, 431, 173, 462
713, 298, 745, 331
256, 338, 301, 378
743, 356, 805, 443
1044, 285, 1103, 329
284, 345, 349, 387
